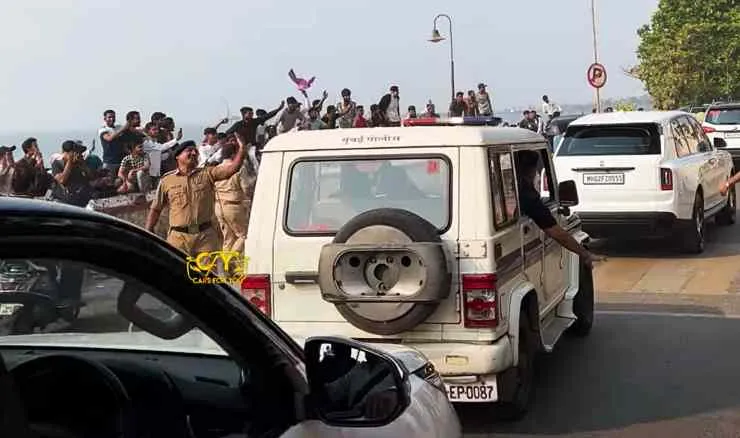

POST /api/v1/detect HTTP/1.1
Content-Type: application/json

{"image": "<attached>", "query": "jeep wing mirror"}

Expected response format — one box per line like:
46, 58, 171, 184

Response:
558, 180, 579, 207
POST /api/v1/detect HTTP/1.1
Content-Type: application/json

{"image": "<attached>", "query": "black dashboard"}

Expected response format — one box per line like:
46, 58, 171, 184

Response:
1, 347, 254, 438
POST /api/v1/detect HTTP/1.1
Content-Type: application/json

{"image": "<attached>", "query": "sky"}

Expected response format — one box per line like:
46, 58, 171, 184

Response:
0, 0, 659, 133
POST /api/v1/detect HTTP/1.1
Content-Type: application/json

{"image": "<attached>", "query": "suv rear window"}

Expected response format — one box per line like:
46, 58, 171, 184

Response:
557, 124, 661, 156
705, 106, 740, 125
285, 157, 451, 234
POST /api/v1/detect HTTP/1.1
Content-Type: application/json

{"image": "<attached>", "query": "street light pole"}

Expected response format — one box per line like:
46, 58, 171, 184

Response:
591, 0, 602, 112
429, 14, 455, 103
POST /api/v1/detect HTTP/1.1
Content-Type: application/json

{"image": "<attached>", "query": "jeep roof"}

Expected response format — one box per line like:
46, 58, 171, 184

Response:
261, 126, 546, 152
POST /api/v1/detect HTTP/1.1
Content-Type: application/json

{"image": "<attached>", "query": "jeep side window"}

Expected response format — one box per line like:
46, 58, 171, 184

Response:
489, 150, 519, 229
535, 148, 556, 204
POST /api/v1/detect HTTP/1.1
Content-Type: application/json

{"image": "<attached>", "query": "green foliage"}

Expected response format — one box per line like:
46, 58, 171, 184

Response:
633, 0, 740, 109
613, 101, 637, 112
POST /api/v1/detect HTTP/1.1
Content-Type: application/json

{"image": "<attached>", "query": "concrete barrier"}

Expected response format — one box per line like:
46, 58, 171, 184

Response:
86, 192, 170, 238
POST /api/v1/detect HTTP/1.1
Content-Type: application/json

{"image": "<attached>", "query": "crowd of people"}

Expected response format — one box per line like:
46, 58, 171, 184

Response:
0, 82, 565, 256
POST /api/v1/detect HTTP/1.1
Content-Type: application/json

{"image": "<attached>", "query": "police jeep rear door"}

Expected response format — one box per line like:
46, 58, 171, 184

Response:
271, 148, 461, 339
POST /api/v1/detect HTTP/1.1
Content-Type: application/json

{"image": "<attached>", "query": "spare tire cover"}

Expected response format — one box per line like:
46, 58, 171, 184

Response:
325, 208, 451, 335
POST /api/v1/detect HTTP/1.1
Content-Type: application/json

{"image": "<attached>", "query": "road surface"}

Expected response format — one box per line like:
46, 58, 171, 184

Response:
6, 218, 740, 436
461, 220, 740, 437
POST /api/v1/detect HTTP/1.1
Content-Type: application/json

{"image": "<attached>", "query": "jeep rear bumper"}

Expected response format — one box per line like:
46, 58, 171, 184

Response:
410, 338, 514, 376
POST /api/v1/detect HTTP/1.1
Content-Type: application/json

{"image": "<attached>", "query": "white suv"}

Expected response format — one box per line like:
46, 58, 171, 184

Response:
553, 111, 734, 253
244, 121, 594, 419
702, 102, 740, 167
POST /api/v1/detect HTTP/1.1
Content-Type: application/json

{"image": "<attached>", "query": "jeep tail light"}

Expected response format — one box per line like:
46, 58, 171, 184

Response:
703, 126, 715, 134
660, 168, 673, 191
542, 174, 549, 191
462, 274, 497, 328
242, 274, 271, 316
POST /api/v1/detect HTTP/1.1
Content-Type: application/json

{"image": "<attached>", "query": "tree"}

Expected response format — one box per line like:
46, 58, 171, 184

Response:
631, 0, 740, 109
613, 101, 637, 112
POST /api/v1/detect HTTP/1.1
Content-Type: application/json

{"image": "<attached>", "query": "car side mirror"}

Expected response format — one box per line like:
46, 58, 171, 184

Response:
305, 336, 410, 427
118, 282, 195, 340
558, 180, 579, 207
714, 137, 726, 148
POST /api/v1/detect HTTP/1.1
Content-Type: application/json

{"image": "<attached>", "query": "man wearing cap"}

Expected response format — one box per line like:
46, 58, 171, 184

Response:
0, 145, 16, 195
276, 97, 307, 134
378, 85, 401, 126
51, 140, 94, 207
475, 83, 494, 116
145, 135, 246, 256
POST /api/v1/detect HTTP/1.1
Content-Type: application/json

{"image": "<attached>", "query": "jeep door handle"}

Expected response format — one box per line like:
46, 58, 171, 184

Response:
285, 271, 319, 284
522, 225, 531, 234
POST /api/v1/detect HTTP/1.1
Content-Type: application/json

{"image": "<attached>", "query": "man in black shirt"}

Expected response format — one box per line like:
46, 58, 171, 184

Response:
518, 110, 538, 132
516, 150, 603, 268
226, 103, 284, 145
11, 138, 53, 197
449, 92, 467, 117
51, 140, 93, 208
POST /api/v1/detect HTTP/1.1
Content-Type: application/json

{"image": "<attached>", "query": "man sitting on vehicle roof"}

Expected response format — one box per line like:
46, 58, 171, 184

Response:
515, 150, 604, 269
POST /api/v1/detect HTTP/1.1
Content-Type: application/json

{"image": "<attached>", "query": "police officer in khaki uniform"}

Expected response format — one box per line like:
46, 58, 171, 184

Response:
214, 135, 256, 253
145, 137, 245, 256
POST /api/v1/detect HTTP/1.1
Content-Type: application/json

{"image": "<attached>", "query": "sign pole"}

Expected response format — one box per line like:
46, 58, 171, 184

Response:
591, 0, 601, 112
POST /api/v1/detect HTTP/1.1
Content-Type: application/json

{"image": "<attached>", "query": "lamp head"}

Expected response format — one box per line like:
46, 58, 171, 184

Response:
429, 28, 445, 43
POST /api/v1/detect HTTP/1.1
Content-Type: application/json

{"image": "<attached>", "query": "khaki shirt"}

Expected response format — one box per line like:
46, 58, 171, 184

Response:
152, 166, 218, 228
214, 162, 255, 203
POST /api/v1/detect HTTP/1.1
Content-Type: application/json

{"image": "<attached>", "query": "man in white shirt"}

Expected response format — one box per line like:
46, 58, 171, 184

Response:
198, 127, 223, 167
541, 95, 562, 120
277, 97, 307, 134
143, 122, 181, 178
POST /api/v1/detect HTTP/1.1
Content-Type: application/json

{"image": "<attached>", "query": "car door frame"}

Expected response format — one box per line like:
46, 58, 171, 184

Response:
0, 214, 310, 411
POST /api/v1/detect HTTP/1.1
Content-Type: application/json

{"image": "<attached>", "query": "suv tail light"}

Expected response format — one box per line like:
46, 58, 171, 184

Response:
462, 274, 497, 328
542, 174, 549, 191
241, 274, 271, 316
703, 126, 716, 134
660, 168, 673, 191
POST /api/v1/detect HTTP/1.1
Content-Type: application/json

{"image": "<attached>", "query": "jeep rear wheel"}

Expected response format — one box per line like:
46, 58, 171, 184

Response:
496, 311, 537, 421
568, 261, 594, 337
320, 208, 452, 336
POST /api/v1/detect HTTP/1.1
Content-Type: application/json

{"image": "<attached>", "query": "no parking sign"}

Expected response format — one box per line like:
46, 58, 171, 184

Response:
587, 63, 607, 89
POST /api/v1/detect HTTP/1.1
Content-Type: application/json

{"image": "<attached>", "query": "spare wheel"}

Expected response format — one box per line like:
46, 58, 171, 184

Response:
318, 208, 452, 335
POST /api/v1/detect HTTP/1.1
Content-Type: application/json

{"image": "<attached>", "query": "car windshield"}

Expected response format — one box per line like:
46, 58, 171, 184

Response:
0, 258, 225, 355
705, 107, 740, 125
557, 124, 662, 156
285, 157, 451, 233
